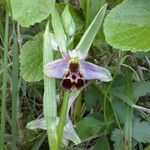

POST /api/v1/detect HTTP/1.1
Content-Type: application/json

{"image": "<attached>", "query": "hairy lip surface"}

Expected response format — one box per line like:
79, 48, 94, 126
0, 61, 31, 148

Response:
61, 60, 85, 90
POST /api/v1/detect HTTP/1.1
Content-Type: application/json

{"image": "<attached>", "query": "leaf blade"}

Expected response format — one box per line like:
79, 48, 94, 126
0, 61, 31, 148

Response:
10, 0, 55, 27
76, 3, 107, 52
104, 0, 150, 52
20, 33, 43, 82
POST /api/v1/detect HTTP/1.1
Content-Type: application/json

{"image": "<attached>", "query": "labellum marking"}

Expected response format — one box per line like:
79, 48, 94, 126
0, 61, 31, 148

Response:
61, 58, 85, 91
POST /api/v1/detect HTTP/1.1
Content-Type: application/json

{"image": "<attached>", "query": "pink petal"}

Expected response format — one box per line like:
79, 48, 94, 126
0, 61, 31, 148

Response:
80, 61, 112, 82
44, 59, 68, 78
64, 119, 81, 145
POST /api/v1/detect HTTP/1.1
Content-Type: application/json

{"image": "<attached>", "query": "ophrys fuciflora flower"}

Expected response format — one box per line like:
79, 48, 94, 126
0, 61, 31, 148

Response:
44, 49, 112, 91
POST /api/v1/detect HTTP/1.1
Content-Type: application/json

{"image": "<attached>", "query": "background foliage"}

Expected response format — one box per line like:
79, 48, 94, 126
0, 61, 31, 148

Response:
0, 0, 150, 150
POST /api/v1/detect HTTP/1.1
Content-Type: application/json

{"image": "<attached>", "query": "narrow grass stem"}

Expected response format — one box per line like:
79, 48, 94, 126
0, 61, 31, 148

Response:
12, 21, 19, 150
57, 91, 69, 150
131, 104, 150, 114
0, 13, 9, 150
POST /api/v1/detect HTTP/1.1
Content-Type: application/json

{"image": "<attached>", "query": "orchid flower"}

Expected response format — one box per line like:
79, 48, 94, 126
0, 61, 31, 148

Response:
44, 49, 112, 91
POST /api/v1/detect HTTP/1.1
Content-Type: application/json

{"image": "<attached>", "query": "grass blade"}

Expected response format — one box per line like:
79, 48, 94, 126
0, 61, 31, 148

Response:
0, 12, 9, 150
124, 68, 133, 150
11, 22, 19, 150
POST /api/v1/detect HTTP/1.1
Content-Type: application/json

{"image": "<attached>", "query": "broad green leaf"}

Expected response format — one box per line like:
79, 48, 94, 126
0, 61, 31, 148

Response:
112, 122, 150, 150
76, 3, 107, 52
20, 33, 43, 82
111, 124, 150, 150
51, 7, 67, 51
104, 0, 150, 52
10, 0, 55, 27
110, 81, 150, 105
62, 5, 75, 37
133, 119, 150, 143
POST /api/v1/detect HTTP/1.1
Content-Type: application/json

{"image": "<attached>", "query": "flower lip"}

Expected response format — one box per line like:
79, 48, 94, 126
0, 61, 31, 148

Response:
61, 78, 85, 91
61, 58, 85, 91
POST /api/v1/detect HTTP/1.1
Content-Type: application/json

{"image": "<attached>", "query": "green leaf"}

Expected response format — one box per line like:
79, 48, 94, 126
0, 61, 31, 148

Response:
104, 0, 150, 52
76, 3, 107, 52
79, 0, 86, 11
111, 98, 126, 123
79, 0, 106, 49
62, 5, 75, 37
110, 81, 150, 105
145, 145, 150, 150
51, 7, 67, 51
20, 33, 43, 82
76, 116, 106, 138
133, 119, 150, 143
133, 81, 150, 100
43, 21, 58, 149
111, 129, 124, 150
85, 84, 101, 109
10, 0, 55, 27
89, 0, 106, 24
112, 119, 150, 145
0, 0, 6, 8
56, 3, 84, 32
93, 136, 110, 150
110, 86, 133, 105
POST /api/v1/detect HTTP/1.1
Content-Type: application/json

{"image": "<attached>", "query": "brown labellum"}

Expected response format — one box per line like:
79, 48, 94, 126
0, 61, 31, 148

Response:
61, 60, 85, 91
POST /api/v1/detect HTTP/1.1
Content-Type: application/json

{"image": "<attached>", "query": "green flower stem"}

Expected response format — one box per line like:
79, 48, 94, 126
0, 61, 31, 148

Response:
43, 21, 58, 150
57, 91, 69, 150
74, 93, 82, 121
0, 12, 9, 150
